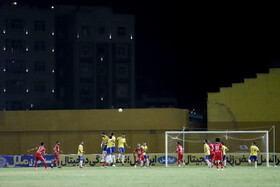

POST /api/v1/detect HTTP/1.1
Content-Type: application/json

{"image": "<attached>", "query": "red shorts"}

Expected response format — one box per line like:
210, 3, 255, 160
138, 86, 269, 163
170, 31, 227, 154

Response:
54, 153, 60, 159
214, 153, 222, 161
178, 153, 183, 160
138, 155, 145, 161
35, 154, 45, 162
210, 152, 215, 159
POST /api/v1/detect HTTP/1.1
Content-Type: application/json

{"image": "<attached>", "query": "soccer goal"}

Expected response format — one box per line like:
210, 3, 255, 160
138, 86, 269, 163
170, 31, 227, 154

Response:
165, 130, 270, 167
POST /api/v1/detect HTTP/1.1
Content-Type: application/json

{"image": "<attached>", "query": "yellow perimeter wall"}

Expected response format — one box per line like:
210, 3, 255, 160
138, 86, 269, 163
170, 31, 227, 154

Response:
208, 68, 280, 151
0, 108, 189, 155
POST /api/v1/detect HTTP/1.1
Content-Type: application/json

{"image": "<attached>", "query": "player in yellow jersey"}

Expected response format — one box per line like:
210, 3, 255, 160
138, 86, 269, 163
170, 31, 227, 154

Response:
110, 132, 116, 165
117, 133, 131, 165
101, 132, 109, 162
108, 135, 115, 166
203, 139, 211, 168
78, 141, 85, 168
101, 136, 114, 168
141, 141, 150, 167
248, 142, 260, 168
221, 142, 229, 167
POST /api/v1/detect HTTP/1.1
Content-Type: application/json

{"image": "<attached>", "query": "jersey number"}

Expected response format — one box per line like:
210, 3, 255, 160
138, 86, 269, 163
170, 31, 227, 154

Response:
37, 147, 43, 153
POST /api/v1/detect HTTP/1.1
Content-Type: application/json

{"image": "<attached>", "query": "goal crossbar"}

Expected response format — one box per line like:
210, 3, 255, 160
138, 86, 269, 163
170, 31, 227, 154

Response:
165, 130, 269, 167
166, 131, 269, 134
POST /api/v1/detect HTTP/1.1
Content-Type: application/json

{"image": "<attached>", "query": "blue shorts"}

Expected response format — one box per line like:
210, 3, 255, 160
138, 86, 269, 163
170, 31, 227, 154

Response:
205, 155, 210, 160
143, 155, 148, 159
118, 147, 125, 153
103, 145, 107, 151
106, 147, 112, 154
223, 155, 226, 160
78, 156, 83, 160
249, 155, 257, 161
111, 146, 115, 153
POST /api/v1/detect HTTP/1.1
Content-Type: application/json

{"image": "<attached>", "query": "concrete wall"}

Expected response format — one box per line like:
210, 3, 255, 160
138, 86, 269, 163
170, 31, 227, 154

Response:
207, 68, 280, 151
208, 68, 280, 122
0, 108, 189, 155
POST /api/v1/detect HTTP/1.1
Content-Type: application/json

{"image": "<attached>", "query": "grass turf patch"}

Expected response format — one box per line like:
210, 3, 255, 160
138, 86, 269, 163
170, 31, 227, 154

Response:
0, 166, 279, 187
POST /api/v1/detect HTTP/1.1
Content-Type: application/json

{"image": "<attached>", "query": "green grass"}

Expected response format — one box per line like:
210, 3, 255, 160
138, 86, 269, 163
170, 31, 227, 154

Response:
0, 166, 279, 187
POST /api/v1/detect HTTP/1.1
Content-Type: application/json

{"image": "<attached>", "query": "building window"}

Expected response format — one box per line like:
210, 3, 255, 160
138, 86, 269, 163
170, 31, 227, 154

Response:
34, 82, 45, 92
116, 84, 129, 98
5, 39, 25, 53
5, 59, 26, 73
5, 80, 26, 93
81, 25, 91, 36
34, 41, 45, 51
34, 61, 45, 72
11, 20, 23, 29
116, 64, 128, 78
117, 27, 126, 36
80, 84, 92, 97
116, 44, 128, 58
34, 21, 45, 31
12, 40, 25, 51
80, 64, 92, 78
80, 44, 93, 57
5, 19, 23, 30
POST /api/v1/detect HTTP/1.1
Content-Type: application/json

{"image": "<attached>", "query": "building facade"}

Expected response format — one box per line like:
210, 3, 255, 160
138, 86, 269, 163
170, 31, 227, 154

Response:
0, 4, 56, 110
0, 3, 135, 110
55, 5, 135, 109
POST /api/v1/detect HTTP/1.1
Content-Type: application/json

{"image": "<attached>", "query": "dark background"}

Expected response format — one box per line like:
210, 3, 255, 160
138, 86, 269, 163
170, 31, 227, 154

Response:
18, 0, 280, 110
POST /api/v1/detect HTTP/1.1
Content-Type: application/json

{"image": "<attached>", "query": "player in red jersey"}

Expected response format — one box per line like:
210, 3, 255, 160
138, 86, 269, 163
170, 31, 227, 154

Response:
213, 138, 224, 170
51, 141, 63, 169
176, 141, 185, 167
27, 142, 49, 171
208, 140, 215, 168
133, 143, 145, 167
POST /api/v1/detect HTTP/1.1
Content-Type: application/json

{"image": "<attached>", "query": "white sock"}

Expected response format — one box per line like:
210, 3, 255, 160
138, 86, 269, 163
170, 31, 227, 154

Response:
112, 155, 115, 163
255, 161, 257, 168
224, 160, 226, 167
146, 158, 149, 166
122, 155, 125, 162
106, 155, 111, 164
118, 153, 121, 160
80, 160, 83, 167
102, 151, 107, 160
206, 159, 211, 167
248, 159, 251, 164
140, 161, 143, 167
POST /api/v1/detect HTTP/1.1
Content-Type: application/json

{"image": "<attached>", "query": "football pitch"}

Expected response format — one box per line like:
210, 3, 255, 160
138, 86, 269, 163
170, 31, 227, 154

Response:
0, 166, 279, 187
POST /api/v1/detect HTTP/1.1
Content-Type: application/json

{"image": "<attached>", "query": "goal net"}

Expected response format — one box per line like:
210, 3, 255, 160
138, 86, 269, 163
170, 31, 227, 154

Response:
165, 131, 269, 167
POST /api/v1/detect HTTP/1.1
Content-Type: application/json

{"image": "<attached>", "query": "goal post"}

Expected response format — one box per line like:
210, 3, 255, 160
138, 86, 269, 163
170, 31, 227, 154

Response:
165, 130, 270, 167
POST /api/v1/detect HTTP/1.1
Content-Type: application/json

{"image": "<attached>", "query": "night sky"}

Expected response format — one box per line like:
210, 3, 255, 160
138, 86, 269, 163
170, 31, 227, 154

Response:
19, 0, 279, 110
